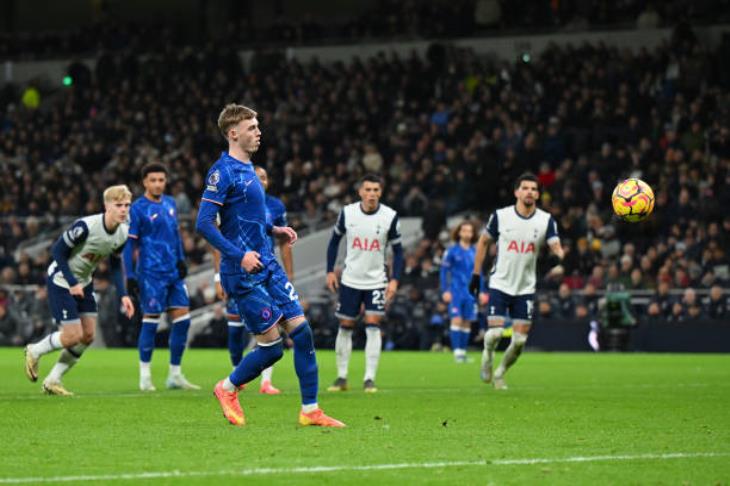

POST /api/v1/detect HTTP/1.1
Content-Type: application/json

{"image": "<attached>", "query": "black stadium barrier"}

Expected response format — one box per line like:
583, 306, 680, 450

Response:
527, 319, 730, 353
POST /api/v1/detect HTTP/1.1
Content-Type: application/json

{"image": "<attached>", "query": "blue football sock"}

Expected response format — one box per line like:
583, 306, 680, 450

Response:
138, 319, 159, 362
227, 324, 246, 367
229, 340, 283, 387
459, 329, 471, 350
449, 328, 461, 351
169, 315, 191, 366
290, 321, 318, 406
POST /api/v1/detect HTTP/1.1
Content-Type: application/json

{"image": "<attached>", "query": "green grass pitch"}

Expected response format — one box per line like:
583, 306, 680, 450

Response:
1, 348, 729, 484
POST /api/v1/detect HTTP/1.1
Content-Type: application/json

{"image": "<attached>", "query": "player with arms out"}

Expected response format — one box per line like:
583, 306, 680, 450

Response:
24, 185, 135, 395
212, 165, 292, 394
469, 172, 564, 390
440, 220, 487, 363
124, 162, 199, 392
326, 173, 404, 393
197, 103, 344, 427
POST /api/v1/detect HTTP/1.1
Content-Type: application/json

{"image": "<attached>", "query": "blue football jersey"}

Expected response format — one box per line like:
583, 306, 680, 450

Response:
265, 194, 287, 251
127, 195, 183, 276
201, 153, 274, 278
440, 244, 476, 293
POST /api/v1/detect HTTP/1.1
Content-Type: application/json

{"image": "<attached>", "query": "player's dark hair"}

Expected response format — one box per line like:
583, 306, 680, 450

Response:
360, 173, 384, 187
514, 172, 539, 190
450, 220, 479, 244
141, 162, 169, 180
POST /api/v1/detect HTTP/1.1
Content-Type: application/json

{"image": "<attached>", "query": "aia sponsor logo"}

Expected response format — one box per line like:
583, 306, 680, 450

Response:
352, 237, 381, 251
506, 241, 535, 253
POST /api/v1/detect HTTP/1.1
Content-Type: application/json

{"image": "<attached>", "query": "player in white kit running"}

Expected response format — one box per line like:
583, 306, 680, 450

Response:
469, 173, 564, 390
325, 174, 404, 393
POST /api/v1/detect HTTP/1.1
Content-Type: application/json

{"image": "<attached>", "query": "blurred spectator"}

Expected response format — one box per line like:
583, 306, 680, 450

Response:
554, 283, 576, 319
647, 281, 674, 319
706, 285, 727, 319
0, 300, 24, 345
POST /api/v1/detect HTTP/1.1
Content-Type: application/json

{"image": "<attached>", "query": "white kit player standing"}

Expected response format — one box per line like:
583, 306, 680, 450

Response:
325, 174, 404, 393
469, 172, 564, 390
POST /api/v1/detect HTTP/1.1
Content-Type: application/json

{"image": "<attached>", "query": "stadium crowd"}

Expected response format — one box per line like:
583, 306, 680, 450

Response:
1, 20, 729, 346
1, 0, 725, 61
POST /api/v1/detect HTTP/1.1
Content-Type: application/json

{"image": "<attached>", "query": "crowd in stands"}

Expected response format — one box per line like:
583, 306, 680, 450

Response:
2, 1, 728, 61
1, 18, 730, 346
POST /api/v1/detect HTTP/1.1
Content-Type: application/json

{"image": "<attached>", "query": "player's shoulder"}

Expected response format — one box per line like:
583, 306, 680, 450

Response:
495, 205, 514, 216
266, 194, 285, 211
77, 213, 102, 229
377, 203, 398, 218
534, 207, 554, 222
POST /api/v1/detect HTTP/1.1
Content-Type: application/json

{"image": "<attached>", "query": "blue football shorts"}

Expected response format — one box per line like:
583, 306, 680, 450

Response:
222, 262, 303, 334
138, 271, 190, 315
448, 291, 478, 321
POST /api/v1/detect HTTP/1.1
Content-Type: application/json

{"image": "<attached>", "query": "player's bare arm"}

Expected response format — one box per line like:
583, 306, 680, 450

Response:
272, 226, 297, 246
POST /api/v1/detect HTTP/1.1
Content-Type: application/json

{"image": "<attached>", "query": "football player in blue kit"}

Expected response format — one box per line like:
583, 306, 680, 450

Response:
440, 220, 487, 363
124, 162, 199, 391
197, 103, 344, 427
212, 165, 293, 394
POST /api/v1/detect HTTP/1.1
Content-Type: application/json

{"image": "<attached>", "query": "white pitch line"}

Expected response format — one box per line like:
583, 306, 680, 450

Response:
0, 381, 723, 402
0, 452, 727, 484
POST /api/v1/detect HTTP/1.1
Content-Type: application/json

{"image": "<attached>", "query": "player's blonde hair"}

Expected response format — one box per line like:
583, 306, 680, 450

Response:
218, 103, 257, 139
103, 184, 133, 203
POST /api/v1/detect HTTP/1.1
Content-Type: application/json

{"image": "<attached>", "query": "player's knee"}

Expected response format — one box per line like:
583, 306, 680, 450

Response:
61, 325, 83, 346
80, 331, 95, 345
258, 339, 284, 365
512, 331, 528, 348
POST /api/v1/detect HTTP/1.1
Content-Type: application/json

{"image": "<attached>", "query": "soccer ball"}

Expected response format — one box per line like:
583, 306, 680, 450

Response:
611, 178, 655, 223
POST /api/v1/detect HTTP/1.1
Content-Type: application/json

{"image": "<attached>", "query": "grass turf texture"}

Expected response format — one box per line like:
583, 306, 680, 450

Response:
1, 348, 729, 485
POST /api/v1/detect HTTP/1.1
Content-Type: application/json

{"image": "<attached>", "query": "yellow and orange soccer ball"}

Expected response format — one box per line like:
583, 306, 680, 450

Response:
611, 178, 655, 223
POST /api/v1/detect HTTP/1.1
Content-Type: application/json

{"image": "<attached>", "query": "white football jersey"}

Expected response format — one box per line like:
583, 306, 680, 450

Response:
483, 205, 559, 296
334, 202, 401, 289
48, 214, 129, 288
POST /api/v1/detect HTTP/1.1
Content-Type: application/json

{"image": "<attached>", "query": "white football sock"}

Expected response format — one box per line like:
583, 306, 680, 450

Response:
261, 366, 273, 383
335, 327, 353, 379
46, 343, 87, 383
495, 331, 528, 378
140, 361, 151, 379
364, 325, 382, 382
222, 377, 236, 392
31, 332, 63, 358
301, 403, 318, 413
482, 327, 504, 369
169, 364, 181, 377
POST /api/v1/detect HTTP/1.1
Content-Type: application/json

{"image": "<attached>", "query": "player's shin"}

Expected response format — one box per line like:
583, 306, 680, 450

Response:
481, 327, 504, 381
495, 330, 528, 378
138, 317, 159, 366
364, 325, 382, 382
334, 326, 353, 379
168, 314, 191, 373
227, 322, 246, 367
449, 325, 463, 359
46, 343, 87, 383
228, 339, 283, 389
29, 331, 63, 358
290, 322, 319, 410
